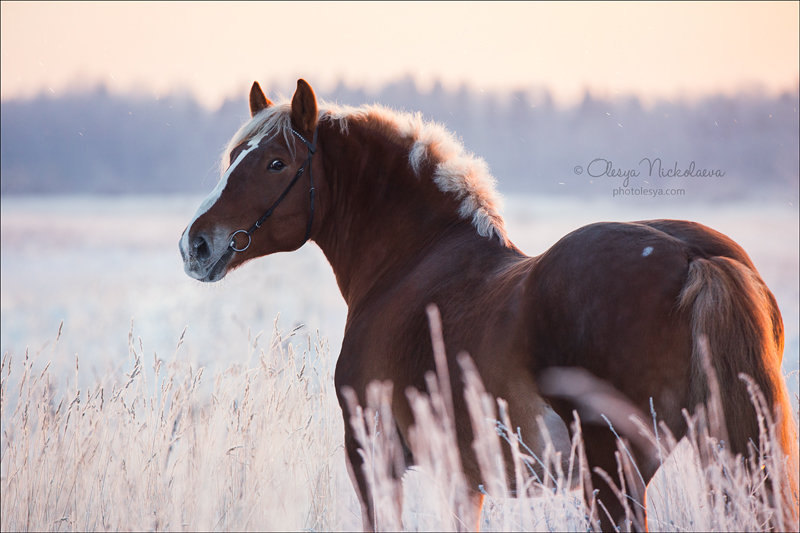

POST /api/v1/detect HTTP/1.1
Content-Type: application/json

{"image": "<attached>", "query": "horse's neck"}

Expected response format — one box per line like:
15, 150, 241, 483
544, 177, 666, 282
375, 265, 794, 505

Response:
313, 121, 483, 308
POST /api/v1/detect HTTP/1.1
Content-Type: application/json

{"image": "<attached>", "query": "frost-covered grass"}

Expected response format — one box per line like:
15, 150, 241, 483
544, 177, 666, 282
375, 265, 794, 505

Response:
1, 321, 358, 531
1, 194, 798, 531
1, 319, 797, 532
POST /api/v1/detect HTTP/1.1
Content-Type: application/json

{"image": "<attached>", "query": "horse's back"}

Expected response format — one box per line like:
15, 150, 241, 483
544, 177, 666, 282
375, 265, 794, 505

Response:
637, 219, 757, 268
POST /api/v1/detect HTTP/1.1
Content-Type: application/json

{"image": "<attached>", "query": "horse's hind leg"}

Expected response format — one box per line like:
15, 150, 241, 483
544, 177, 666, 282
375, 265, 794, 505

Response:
538, 369, 661, 531
469, 491, 485, 532
579, 423, 655, 532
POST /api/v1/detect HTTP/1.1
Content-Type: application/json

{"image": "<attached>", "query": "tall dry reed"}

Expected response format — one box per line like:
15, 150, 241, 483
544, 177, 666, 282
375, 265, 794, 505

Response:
2, 317, 797, 531
1, 320, 356, 532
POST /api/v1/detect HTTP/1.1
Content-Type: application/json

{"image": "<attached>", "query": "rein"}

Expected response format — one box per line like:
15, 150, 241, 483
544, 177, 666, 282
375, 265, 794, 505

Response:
229, 127, 317, 252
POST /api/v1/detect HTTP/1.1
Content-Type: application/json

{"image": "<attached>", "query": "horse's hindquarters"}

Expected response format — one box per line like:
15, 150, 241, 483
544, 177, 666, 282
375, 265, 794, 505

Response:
527, 221, 694, 428
527, 219, 796, 529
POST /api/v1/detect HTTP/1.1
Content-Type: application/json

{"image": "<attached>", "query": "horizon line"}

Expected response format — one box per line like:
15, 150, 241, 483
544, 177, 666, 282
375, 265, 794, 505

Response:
3, 74, 799, 112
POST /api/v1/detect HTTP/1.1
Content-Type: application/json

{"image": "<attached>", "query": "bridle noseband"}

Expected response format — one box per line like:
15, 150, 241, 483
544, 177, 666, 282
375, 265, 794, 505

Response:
229, 127, 317, 253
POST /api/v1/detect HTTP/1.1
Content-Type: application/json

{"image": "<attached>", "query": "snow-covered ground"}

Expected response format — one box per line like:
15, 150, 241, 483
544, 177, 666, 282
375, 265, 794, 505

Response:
1, 193, 797, 401
2, 193, 797, 532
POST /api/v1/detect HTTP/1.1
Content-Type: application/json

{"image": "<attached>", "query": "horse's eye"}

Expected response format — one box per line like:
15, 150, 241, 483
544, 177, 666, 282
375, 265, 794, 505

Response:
268, 159, 286, 172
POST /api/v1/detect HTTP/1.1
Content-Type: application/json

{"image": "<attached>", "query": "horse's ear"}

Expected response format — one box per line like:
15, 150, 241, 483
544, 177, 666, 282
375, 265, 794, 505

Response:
249, 81, 273, 117
290, 79, 318, 137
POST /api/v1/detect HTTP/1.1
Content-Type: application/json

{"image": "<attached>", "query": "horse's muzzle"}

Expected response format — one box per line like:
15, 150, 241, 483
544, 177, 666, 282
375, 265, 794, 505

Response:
179, 229, 232, 282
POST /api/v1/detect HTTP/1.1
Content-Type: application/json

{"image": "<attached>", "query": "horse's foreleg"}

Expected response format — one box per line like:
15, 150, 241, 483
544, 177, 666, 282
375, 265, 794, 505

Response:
343, 425, 377, 532
342, 414, 407, 532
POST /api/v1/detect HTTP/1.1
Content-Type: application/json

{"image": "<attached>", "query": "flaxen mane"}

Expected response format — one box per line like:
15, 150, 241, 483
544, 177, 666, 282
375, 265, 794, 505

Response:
222, 101, 509, 245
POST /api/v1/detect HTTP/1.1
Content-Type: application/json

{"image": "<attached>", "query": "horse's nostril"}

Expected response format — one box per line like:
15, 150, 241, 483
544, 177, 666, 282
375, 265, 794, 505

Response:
193, 235, 211, 261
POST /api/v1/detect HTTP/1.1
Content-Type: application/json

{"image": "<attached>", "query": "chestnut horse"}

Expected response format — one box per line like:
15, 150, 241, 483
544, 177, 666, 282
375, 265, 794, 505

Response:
180, 79, 798, 531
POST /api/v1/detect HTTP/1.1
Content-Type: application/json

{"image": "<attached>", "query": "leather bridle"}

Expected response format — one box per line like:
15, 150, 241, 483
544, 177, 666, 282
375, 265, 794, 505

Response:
228, 127, 317, 252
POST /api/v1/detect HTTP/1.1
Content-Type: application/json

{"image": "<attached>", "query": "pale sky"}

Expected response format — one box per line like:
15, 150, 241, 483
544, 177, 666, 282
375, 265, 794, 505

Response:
1, 1, 798, 108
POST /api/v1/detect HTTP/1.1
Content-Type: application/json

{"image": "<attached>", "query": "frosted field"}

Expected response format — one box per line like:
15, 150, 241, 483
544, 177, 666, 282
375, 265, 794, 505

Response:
1, 193, 798, 531
2, 194, 797, 393
0, 195, 344, 383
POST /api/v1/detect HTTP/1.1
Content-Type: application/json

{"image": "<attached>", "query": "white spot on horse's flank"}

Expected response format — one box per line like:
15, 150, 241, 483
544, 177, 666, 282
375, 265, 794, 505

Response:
642, 246, 654, 257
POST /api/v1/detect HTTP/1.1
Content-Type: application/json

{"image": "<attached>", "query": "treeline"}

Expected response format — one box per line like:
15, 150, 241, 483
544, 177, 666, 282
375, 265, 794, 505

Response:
1, 77, 798, 200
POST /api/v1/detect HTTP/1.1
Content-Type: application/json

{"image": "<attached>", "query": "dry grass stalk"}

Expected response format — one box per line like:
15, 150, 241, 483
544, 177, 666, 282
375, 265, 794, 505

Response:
2, 319, 797, 532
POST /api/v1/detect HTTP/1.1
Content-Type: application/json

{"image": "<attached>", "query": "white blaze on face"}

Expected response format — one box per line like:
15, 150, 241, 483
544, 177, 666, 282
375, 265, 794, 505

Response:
181, 136, 264, 253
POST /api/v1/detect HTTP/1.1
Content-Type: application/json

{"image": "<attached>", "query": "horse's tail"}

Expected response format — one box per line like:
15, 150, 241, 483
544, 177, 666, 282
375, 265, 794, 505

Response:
678, 255, 798, 520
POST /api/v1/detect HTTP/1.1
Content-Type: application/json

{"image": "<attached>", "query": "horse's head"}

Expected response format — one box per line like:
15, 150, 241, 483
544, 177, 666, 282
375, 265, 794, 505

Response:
180, 79, 320, 282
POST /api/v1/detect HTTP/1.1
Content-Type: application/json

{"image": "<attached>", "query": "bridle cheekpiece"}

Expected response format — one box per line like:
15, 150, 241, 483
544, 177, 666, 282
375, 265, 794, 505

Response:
228, 127, 318, 252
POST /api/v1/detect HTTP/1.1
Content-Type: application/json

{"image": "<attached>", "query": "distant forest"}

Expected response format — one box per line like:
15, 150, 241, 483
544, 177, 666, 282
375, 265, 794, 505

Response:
1, 77, 798, 201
